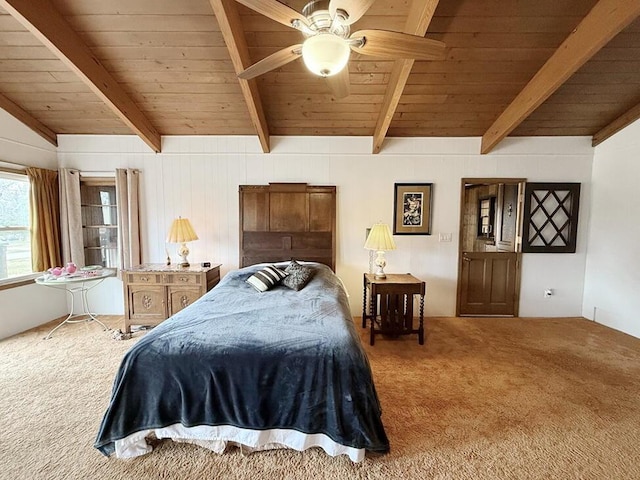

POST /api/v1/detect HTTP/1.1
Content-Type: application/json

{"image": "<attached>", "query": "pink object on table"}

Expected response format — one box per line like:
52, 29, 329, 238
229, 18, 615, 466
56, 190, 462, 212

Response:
66, 262, 77, 274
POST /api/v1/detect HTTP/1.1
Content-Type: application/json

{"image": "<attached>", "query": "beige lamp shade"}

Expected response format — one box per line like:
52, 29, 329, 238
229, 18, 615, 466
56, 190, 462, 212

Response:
167, 217, 198, 244
364, 223, 396, 251
364, 223, 396, 279
167, 217, 198, 267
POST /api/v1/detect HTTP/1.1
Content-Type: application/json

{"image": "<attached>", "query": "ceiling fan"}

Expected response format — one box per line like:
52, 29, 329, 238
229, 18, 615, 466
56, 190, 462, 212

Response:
234, 0, 446, 98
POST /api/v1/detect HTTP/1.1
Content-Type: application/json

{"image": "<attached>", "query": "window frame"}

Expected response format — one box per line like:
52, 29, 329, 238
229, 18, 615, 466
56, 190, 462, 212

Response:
477, 195, 497, 238
0, 168, 38, 289
521, 182, 581, 253
80, 177, 119, 269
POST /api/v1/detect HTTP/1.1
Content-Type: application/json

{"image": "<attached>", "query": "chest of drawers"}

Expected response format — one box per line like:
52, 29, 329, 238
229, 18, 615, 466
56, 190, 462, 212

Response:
122, 263, 221, 333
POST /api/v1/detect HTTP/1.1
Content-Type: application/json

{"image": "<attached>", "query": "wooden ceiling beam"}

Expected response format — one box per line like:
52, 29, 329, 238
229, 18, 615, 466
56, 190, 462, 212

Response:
481, 0, 640, 154
0, 0, 162, 153
0, 92, 57, 147
210, 0, 270, 153
592, 100, 640, 147
372, 0, 440, 154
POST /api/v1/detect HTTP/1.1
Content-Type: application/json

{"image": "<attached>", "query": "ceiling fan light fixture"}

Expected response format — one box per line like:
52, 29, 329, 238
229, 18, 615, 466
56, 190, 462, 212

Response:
302, 34, 350, 77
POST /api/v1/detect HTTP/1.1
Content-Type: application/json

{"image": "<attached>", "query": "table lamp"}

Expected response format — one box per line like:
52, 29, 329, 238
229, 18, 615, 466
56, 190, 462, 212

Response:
167, 217, 198, 267
364, 223, 396, 279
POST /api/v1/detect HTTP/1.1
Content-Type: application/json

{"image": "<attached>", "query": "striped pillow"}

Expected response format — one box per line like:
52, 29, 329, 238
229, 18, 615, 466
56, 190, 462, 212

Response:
246, 265, 288, 292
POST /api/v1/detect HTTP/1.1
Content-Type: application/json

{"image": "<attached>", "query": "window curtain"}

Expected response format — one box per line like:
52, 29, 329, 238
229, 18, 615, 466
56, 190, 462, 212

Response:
115, 169, 141, 274
59, 168, 84, 267
25, 167, 61, 271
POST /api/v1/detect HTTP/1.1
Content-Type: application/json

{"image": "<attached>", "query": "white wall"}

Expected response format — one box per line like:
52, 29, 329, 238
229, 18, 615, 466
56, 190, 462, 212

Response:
0, 108, 67, 339
583, 119, 640, 338
57, 134, 593, 319
0, 284, 68, 339
0, 108, 57, 169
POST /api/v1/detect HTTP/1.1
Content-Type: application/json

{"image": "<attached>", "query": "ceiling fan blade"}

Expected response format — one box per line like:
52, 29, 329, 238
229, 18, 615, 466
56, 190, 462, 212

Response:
325, 67, 350, 99
350, 30, 446, 61
329, 0, 376, 26
234, 0, 307, 29
238, 45, 302, 79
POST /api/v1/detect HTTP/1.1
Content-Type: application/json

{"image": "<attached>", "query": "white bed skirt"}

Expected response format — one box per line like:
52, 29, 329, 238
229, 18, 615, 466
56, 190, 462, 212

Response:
113, 424, 365, 463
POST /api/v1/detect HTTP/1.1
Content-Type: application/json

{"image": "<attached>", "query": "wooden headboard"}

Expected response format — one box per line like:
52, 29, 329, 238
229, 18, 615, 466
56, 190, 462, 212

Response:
239, 183, 336, 271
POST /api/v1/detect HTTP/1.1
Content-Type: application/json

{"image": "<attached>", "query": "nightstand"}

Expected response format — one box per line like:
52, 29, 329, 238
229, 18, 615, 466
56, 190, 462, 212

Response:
362, 273, 426, 345
122, 263, 221, 333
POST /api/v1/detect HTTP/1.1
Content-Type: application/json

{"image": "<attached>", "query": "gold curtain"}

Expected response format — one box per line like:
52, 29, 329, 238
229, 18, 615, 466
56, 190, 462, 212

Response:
26, 167, 61, 271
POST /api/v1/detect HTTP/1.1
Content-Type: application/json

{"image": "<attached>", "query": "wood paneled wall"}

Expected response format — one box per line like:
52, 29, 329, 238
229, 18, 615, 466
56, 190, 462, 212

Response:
57, 134, 594, 319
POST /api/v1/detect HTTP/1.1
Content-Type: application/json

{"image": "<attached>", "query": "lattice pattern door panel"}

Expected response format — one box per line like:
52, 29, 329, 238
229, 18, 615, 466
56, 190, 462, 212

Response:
522, 183, 581, 253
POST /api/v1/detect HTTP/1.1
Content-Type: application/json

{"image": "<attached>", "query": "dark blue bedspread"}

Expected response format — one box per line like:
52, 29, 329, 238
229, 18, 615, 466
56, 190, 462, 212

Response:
95, 263, 389, 456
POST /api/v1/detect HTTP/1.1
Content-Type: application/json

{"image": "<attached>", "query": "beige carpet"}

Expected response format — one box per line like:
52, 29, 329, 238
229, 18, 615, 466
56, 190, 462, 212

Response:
1, 315, 640, 480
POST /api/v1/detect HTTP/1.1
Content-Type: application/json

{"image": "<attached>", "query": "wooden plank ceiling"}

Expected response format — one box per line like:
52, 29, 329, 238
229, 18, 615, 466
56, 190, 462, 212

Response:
0, 0, 638, 153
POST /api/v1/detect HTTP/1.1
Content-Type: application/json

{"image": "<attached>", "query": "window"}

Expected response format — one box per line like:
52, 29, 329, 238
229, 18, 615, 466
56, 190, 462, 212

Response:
0, 171, 32, 279
478, 196, 496, 238
522, 182, 581, 253
81, 179, 118, 267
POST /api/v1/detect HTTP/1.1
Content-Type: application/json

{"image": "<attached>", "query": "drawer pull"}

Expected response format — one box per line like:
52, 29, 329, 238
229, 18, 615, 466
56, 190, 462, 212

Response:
141, 276, 149, 282
179, 276, 189, 282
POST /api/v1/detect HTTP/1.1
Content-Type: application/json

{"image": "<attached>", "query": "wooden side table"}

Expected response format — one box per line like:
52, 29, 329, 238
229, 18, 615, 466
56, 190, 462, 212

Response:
362, 273, 426, 345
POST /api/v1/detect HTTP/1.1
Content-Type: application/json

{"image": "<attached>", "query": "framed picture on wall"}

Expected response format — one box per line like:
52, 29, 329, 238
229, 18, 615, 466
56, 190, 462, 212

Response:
393, 183, 433, 235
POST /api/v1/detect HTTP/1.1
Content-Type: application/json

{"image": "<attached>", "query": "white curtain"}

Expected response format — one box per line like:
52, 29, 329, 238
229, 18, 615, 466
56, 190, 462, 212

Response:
59, 168, 85, 267
116, 169, 141, 274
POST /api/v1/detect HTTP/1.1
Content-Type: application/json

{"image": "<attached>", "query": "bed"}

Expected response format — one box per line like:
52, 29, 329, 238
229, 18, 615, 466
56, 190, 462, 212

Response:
94, 183, 389, 462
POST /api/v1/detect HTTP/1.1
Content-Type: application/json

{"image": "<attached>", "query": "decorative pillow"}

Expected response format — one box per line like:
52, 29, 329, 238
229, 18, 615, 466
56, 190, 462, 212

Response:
246, 265, 288, 292
282, 260, 314, 291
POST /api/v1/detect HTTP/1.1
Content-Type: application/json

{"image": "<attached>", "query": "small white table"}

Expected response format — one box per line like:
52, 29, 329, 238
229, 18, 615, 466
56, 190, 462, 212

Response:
35, 269, 115, 339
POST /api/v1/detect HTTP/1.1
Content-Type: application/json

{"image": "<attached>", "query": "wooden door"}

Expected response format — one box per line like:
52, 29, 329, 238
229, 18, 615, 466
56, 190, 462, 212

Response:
168, 286, 201, 316
457, 179, 524, 317
128, 285, 166, 320
458, 252, 519, 315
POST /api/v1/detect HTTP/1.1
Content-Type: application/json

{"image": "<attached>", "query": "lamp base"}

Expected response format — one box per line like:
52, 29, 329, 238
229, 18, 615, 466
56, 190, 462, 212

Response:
178, 243, 190, 268
373, 250, 387, 279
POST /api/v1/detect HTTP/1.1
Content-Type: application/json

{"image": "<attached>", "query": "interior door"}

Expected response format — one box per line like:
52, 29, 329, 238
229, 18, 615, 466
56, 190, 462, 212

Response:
459, 252, 518, 315
456, 179, 525, 316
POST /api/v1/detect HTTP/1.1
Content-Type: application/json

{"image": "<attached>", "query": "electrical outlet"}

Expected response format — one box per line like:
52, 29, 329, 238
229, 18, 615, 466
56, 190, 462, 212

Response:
439, 233, 452, 242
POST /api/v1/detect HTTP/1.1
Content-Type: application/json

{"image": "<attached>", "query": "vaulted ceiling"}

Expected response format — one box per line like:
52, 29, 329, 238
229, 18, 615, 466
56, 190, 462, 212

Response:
0, 0, 639, 154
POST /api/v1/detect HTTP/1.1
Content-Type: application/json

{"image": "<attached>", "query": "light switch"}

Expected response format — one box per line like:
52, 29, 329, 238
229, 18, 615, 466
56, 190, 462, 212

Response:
439, 233, 452, 242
